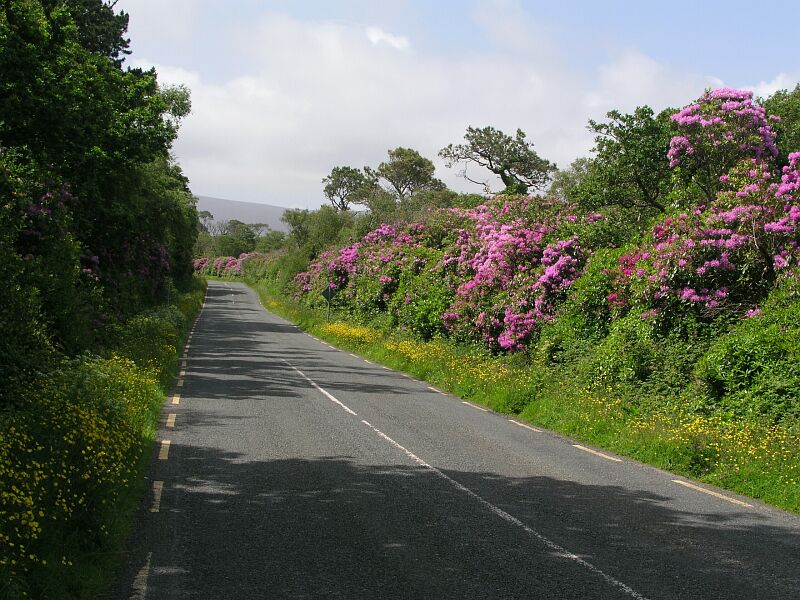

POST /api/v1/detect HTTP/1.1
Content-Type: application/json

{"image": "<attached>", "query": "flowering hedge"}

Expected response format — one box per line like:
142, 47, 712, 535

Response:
611, 95, 799, 320
292, 197, 601, 351
193, 252, 262, 277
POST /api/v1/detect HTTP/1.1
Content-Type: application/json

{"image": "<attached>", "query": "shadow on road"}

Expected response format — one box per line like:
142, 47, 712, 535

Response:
112, 448, 800, 599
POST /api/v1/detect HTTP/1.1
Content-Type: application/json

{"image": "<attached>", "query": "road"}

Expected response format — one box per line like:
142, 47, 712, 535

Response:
112, 281, 800, 599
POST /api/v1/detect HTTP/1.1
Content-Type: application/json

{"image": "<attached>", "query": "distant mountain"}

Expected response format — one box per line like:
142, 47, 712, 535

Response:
195, 196, 290, 232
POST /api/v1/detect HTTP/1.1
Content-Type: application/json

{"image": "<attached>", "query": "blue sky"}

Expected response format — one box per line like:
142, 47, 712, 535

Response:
121, 0, 800, 208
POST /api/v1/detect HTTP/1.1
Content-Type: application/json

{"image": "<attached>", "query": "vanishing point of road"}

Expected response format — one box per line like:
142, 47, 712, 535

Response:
112, 281, 800, 599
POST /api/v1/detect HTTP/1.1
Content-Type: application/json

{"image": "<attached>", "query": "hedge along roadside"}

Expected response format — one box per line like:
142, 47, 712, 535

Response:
0, 277, 207, 600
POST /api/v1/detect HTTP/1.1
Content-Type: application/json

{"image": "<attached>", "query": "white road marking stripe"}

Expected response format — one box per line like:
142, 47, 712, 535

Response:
509, 419, 541, 432
428, 386, 447, 395
364, 359, 373, 364
171, 394, 180, 405
349, 353, 358, 358
166, 413, 176, 428
179, 370, 186, 377
149, 481, 164, 513
176, 379, 184, 387
573, 444, 622, 462
462, 401, 489, 412
129, 551, 152, 600
672, 479, 753, 508
283, 360, 358, 416
359, 419, 649, 600
158, 440, 171, 460
381, 366, 391, 370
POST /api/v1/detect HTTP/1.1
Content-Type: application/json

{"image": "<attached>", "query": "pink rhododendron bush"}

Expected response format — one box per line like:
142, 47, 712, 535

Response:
287, 88, 800, 365
294, 197, 603, 350
192, 88, 800, 425
610, 88, 799, 321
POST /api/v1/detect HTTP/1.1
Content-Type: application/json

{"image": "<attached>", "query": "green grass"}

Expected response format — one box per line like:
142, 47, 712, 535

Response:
249, 279, 799, 514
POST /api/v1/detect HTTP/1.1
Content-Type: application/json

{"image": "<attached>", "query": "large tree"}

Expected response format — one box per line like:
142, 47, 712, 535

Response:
573, 106, 675, 213
322, 166, 369, 210
370, 147, 444, 200
439, 126, 555, 195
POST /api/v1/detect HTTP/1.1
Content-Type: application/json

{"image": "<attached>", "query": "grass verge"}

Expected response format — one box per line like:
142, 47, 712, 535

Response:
250, 279, 799, 514
0, 277, 206, 599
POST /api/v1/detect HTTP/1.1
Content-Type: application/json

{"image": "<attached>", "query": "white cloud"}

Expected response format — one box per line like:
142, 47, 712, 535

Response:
748, 72, 800, 99
132, 9, 793, 208
365, 27, 410, 51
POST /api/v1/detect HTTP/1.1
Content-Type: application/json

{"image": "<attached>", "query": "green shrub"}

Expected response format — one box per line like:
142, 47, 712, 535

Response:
0, 356, 162, 599
591, 313, 657, 385
390, 248, 453, 339
695, 290, 800, 422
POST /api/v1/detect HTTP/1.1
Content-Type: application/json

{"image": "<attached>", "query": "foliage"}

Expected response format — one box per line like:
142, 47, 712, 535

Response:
369, 147, 444, 200
0, 1, 203, 595
439, 126, 556, 194
0, 0, 198, 377
668, 88, 779, 202
548, 157, 592, 202
0, 281, 205, 599
610, 153, 800, 319
322, 165, 370, 210
292, 197, 604, 351
763, 84, 800, 168
574, 106, 675, 214
694, 273, 800, 422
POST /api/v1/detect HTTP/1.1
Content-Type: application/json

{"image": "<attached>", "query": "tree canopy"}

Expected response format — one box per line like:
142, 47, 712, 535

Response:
0, 0, 198, 390
322, 166, 369, 210
572, 106, 675, 214
370, 147, 445, 200
439, 126, 555, 195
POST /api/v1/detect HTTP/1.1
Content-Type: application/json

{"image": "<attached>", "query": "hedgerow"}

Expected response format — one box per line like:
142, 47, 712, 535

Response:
0, 280, 205, 599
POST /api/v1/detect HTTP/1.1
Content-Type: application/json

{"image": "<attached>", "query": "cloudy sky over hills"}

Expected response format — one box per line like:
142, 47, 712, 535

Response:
121, 0, 800, 208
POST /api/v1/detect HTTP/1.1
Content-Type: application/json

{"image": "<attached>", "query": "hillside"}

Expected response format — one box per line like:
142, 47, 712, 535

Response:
195, 195, 290, 232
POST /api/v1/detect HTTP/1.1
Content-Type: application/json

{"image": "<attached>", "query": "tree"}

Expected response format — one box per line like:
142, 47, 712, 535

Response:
439, 126, 555, 195
762, 84, 800, 167
573, 107, 675, 213
282, 209, 311, 248
322, 166, 368, 210
548, 157, 592, 202
214, 219, 256, 257
371, 147, 444, 200
66, 0, 131, 65
255, 229, 287, 253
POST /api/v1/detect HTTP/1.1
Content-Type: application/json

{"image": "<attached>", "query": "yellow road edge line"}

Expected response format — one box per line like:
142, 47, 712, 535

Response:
149, 481, 164, 513
171, 393, 180, 405
158, 440, 171, 460
462, 401, 489, 412
166, 413, 176, 428
573, 444, 623, 462
671, 479, 753, 508
509, 419, 541, 432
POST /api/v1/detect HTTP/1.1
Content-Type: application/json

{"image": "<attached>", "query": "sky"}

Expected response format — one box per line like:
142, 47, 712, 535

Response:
120, 0, 800, 209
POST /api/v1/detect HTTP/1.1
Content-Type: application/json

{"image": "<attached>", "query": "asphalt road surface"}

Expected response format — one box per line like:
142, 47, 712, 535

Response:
112, 281, 800, 599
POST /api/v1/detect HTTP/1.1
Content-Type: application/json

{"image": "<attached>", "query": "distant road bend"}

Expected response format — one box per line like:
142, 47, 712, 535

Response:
114, 281, 800, 599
